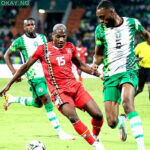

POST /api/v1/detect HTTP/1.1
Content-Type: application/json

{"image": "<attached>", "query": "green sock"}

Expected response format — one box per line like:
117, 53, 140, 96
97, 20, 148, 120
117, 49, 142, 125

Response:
45, 102, 61, 133
16, 97, 40, 108
128, 111, 145, 148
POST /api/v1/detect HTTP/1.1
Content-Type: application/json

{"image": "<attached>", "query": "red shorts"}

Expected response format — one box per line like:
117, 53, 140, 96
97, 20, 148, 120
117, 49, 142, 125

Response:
51, 82, 93, 111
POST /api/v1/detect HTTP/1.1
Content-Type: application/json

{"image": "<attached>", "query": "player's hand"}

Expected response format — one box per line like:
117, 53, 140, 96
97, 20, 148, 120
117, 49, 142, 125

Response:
91, 64, 99, 71
0, 84, 10, 97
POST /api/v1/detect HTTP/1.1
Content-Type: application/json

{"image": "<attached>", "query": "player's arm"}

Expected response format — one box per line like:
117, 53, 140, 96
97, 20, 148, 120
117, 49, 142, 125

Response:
0, 57, 36, 96
4, 50, 18, 75
140, 28, 150, 45
72, 56, 100, 77
91, 44, 104, 73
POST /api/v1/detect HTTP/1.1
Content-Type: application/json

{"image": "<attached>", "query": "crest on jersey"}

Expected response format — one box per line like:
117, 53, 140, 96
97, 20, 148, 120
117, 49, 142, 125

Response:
34, 41, 39, 48
115, 32, 121, 38
66, 48, 71, 53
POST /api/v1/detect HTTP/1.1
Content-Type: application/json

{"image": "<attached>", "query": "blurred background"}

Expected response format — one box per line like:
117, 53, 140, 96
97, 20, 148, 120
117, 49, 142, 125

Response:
0, 0, 150, 64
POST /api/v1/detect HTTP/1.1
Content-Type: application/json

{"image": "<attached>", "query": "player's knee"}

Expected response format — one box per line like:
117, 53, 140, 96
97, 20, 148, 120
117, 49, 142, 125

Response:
67, 114, 79, 123
36, 103, 43, 108
107, 116, 118, 129
93, 111, 103, 121
33, 99, 43, 108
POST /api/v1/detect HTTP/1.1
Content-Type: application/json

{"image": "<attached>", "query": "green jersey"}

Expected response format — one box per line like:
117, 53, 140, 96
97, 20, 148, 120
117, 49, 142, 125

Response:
95, 17, 143, 77
9, 33, 47, 80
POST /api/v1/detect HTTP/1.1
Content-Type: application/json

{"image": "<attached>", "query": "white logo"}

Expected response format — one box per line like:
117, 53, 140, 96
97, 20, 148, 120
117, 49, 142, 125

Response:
38, 87, 43, 93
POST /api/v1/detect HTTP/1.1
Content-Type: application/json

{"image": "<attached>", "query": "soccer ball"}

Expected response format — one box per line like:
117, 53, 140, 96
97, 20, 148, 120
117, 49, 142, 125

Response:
26, 140, 46, 150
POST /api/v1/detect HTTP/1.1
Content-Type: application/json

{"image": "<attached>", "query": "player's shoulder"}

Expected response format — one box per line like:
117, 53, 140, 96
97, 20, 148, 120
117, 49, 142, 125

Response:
124, 17, 140, 25
95, 23, 104, 32
65, 42, 75, 48
13, 36, 23, 43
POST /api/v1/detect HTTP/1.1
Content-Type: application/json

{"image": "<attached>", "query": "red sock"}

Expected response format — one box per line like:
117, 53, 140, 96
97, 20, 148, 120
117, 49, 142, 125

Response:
91, 118, 104, 136
73, 120, 95, 145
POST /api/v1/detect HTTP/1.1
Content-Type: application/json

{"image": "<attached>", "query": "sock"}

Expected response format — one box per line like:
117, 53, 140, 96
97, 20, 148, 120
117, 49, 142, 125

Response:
45, 102, 61, 133
91, 118, 104, 136
9, 96, 40, 107
73, 120, 95, 145
128, 111, 145, 148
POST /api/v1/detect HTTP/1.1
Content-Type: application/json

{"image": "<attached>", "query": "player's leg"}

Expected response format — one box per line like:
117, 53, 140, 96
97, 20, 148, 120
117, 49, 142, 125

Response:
40, 93, 75, 140
121, 83, 145, 149
4, 79, 44, 110
4, 94, 42, 111
61, 103, 104, 150
83, 100, 104, 142
136, 67, 146, 95
104, 86, 127, 141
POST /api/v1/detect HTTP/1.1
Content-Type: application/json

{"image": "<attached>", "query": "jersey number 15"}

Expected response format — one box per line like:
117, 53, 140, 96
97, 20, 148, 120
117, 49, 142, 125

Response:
56, 56, 65, 66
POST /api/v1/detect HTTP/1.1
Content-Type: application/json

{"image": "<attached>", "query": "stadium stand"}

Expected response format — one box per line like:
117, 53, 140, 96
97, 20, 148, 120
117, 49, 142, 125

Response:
0, 0, 150, 64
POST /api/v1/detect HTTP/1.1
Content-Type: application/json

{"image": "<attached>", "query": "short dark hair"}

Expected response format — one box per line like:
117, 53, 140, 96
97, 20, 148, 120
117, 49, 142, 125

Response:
97, 0, 114, 10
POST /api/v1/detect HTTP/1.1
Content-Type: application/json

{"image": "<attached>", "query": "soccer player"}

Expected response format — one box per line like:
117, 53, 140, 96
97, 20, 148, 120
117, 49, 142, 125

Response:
92, 0, 150, 150
3, 18, 75, 140
0, 24, 105, 150
135, 41, 150, 100
76, 40, 88, 82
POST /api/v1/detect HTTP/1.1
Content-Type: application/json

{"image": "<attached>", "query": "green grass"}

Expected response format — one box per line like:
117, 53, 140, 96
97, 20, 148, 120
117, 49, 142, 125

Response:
0, 78, 150, 150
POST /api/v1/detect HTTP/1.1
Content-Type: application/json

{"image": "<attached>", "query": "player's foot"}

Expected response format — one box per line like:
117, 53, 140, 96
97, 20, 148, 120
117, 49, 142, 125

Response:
94, 141, 105, 150
4, 94, 13, 111
92, 133, 100, 142
118, 114, 127, 142
58, 130, 75, 140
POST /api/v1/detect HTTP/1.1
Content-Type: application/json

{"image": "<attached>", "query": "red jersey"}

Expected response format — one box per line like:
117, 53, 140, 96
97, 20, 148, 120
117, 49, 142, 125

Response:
32, 41, 78, 94
76, 46, 87, 63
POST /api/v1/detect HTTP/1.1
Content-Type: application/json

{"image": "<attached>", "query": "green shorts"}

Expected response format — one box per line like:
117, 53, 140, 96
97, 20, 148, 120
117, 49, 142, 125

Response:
28, 77, 48, 98
103, 71, 138, 104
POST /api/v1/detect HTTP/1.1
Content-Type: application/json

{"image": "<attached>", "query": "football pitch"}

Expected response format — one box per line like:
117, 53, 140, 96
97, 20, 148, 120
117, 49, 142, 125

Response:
0, 78, 150, 150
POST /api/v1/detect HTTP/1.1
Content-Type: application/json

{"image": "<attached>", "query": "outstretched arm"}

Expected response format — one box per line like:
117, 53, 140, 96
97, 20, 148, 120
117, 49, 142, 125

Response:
72, 56, 100, 77
0, 56, 36, 96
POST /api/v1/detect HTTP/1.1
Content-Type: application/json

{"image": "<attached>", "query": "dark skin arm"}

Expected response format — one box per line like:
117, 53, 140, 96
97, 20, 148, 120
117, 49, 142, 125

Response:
92, 44, 104, 71
4, 50, 21, 82
72, 56, 100, 77
141, 28, 150, 44
0, 57, 36, 96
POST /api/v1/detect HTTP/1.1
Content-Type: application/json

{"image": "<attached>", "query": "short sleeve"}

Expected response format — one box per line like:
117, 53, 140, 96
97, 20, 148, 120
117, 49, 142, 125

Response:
32, 45, 43, 60
9, 38, 21, 52
134, 19, 143, 33
95, 25, 103, 48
